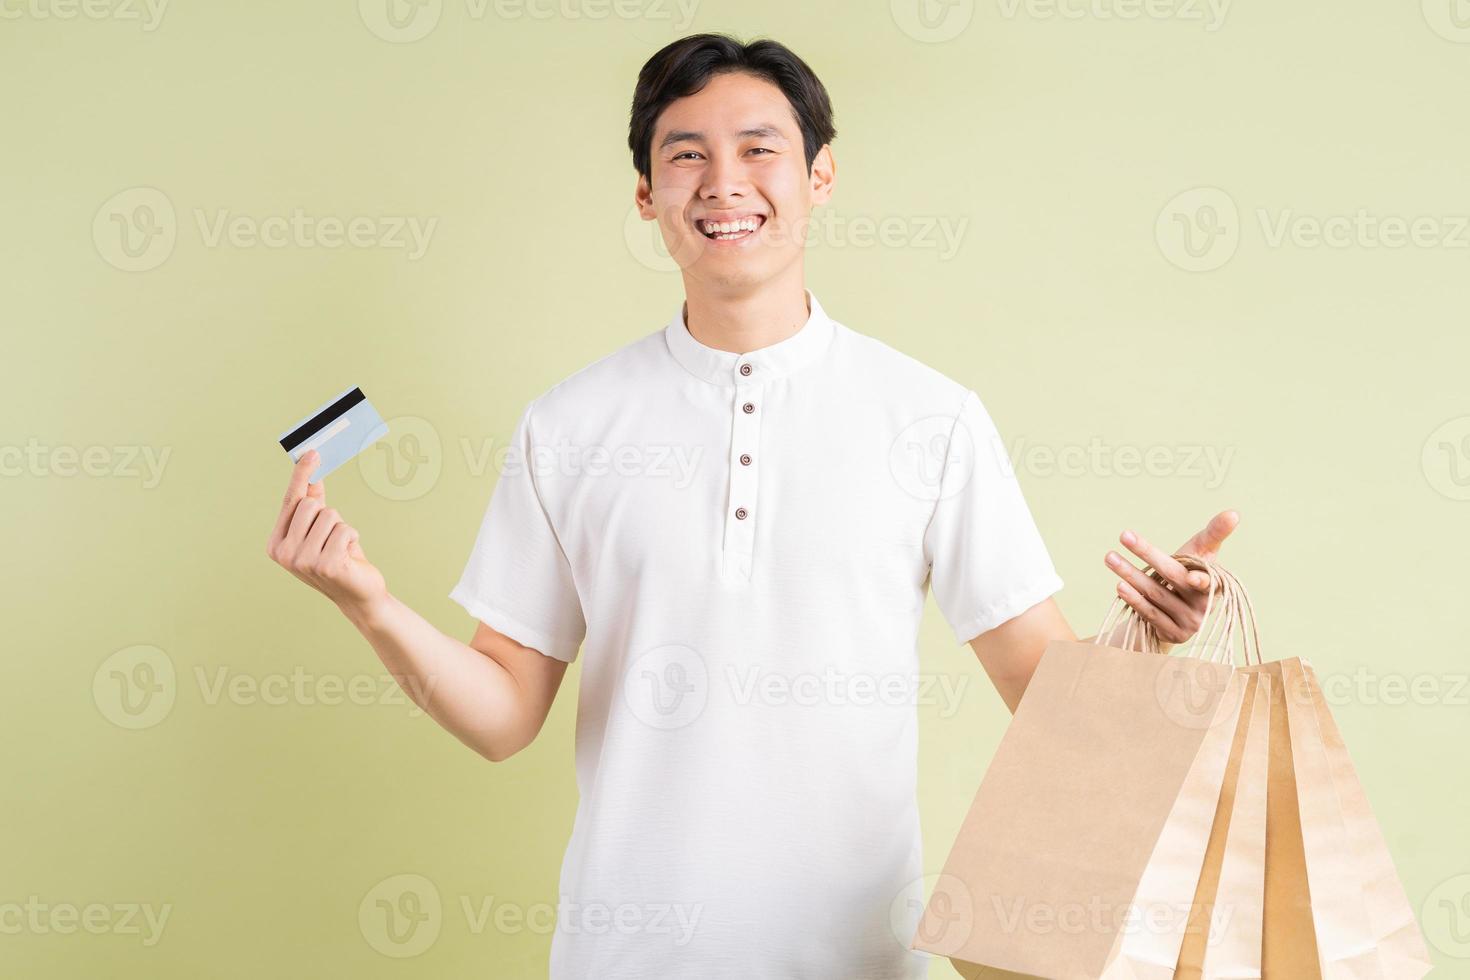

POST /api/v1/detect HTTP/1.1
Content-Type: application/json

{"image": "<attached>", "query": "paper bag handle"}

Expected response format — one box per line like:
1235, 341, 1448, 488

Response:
1092, 552, 1261, 665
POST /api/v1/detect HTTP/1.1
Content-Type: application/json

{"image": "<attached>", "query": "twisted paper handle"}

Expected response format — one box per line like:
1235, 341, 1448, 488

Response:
1093, 552, 1261, 665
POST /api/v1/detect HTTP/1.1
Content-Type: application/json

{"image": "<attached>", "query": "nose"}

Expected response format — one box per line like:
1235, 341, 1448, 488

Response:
699, 149, 750, 206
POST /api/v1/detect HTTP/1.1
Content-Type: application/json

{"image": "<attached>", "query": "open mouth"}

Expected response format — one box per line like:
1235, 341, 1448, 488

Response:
696, 215, 766, 242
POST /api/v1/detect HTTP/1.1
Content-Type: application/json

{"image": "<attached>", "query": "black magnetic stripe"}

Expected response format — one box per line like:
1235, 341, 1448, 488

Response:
279, 388, 365, 451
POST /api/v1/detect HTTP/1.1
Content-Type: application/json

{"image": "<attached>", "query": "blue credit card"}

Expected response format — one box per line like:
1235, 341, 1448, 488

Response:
278, 386, 390, 482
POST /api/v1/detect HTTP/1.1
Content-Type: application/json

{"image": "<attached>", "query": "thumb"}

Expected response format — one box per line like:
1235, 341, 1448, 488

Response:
1192, 509, 1240, 558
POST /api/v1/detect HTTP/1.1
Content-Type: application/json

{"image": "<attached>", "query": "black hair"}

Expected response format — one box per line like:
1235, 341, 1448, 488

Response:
628, 33, 836, 186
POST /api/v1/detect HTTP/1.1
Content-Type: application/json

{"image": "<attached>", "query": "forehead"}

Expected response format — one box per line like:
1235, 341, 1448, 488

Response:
653, 71, 799, 141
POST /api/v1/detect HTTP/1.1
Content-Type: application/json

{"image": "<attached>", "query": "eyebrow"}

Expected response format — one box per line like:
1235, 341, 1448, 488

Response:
658, 124, 789, 150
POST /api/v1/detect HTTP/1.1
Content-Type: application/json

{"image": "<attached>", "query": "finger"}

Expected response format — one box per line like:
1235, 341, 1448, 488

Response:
272, 451, 321, 543
345, 527, 364, 562
321, 521, 355, 566
1192, 509, 1240, 557
283, 494, 325, 553
302, 507, 342, 558
1117, 580, 1186, 643
1105, 551, 1193, 621
1119, 529, 1204, 593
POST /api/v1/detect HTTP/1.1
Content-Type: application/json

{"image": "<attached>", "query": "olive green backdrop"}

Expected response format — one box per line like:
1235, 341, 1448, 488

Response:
4, 0, 1468, 976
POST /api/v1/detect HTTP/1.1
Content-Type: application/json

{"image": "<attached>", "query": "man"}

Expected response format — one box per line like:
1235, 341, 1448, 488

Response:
266, 33, 1238, 980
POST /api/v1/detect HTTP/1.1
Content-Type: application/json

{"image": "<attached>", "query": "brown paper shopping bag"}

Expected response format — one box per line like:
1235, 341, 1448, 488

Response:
1170, 565, 1268, 980
1190, 562, 1426, 980
1173, 672, 1268, 980
1197, 670, 1271, 979
1299, 663, 1433, 979
1276, 655, 1386, 979
913, 558, 1251, 980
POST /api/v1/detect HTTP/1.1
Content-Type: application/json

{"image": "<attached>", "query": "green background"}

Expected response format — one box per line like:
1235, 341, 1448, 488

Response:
4, 0, 1468, 975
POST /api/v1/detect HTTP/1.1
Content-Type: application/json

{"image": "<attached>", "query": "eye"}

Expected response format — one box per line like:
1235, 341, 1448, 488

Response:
672, 151, 704, 161
748, 147, 773, 156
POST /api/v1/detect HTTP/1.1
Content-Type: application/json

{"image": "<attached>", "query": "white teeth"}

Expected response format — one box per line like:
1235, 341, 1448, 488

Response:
700, 216, 761, 236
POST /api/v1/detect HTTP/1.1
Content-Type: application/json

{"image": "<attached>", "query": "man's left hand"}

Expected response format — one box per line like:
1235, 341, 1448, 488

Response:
1103, 510, 1240, 645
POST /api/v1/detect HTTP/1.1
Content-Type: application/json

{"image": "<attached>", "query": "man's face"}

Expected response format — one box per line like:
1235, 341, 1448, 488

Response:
636, 71, 834, 292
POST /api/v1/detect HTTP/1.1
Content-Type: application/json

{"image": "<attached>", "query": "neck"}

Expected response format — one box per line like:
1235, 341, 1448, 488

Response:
680, 271, 811, 355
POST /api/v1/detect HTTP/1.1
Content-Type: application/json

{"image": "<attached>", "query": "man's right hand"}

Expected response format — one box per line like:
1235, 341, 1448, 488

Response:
266, 449, 387, 613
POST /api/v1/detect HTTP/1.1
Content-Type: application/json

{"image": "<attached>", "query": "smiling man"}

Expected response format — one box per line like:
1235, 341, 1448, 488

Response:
266, 32, 1238, 980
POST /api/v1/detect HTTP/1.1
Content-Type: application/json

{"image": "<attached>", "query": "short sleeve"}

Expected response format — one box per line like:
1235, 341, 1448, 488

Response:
449, 401, 586, 662
923, 389, 1064, 645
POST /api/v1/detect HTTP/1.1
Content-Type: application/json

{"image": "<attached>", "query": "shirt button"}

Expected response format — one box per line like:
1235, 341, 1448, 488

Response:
739, 363, 752, 376
739, 453, 751, 466
734, 507, 748, 520
742, 402, 755, 414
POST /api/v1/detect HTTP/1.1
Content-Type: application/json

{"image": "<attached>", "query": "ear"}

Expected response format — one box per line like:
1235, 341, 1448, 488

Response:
634, 174, 657, 220
808, 145, 836, 205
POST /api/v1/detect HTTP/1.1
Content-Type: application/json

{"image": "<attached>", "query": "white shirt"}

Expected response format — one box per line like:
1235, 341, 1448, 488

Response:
450, 289, 1064, 979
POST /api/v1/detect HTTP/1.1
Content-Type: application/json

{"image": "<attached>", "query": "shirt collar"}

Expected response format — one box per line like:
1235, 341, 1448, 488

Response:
664, 288, 835, 386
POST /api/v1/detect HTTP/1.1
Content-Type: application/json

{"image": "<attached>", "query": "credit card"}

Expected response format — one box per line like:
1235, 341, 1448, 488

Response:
278, 386, 390, 482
